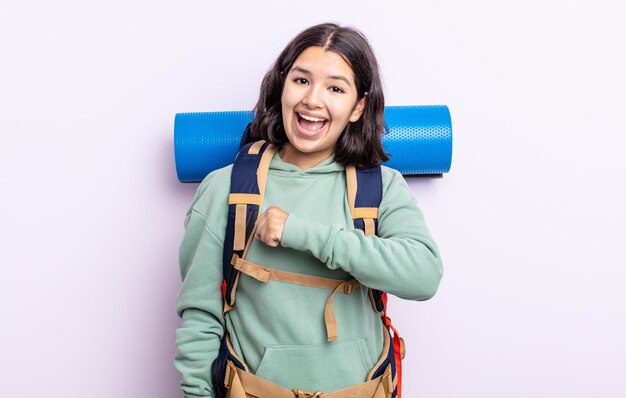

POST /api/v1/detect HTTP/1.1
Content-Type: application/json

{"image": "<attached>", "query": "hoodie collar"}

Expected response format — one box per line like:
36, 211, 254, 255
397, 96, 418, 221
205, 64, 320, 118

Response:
269, 151, 344, 175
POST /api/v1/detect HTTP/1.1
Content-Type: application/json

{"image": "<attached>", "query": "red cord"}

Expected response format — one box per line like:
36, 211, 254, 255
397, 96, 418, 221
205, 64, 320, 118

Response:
380, 292, 402, 398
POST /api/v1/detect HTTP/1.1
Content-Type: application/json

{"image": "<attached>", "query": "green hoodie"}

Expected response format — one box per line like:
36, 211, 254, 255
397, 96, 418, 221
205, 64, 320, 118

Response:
175, 151, 443, 397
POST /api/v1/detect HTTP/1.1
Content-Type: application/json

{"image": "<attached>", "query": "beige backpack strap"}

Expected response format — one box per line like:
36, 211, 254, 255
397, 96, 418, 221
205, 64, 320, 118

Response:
345, 165, 358, 216
227, 141, 273, 251
231, 251, 362, 342
224, 142, 276, 313
225, 359, 393, 398
345, 165, 378, 236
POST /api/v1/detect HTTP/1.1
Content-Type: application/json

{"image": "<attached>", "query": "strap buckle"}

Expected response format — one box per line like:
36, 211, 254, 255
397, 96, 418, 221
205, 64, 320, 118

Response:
341, 279, 360, 294
224, 361, 236, 389
292, 388, 323, 398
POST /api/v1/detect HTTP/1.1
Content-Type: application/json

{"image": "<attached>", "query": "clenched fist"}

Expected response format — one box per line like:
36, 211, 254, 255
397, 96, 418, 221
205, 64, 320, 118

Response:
255, 206, 289, 247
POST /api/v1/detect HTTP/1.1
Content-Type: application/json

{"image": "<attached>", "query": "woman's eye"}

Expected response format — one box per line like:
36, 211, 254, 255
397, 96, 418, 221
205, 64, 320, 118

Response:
330, 86, 345, 93
294, 78, 309, 85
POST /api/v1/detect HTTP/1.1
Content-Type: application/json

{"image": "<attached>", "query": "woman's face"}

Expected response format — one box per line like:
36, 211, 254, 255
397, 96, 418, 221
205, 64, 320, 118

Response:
280, 46, 366, 169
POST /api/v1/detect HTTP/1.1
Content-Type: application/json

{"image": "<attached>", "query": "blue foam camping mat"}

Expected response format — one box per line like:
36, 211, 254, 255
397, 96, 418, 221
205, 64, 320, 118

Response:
174, 105, 452, 182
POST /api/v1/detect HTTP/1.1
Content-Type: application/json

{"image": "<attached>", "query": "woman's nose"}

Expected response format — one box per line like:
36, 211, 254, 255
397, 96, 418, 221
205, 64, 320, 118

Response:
302, 85, 324, 109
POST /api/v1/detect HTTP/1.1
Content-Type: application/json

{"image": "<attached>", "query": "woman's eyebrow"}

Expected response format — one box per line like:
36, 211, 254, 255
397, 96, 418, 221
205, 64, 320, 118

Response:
290, 66, 352, 87
290, 66, 311, 75
328, 75, 352, 87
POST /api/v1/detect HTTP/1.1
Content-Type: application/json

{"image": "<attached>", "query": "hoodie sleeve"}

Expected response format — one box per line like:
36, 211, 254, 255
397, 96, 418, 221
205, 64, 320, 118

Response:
281, 167, 443, 300
174, 169, 231, 398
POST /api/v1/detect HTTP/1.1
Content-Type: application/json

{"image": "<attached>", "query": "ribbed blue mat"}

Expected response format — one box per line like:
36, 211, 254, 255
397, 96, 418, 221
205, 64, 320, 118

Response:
174, 105, 452, 182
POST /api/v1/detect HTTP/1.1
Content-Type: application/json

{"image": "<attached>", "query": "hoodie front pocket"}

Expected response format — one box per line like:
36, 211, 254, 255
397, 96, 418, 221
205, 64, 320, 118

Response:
254, 337, 373, 393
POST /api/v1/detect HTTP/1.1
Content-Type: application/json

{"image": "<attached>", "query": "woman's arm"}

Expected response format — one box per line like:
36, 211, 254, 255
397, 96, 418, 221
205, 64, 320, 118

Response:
281, 168, 443, 300
175, 171, 230, 398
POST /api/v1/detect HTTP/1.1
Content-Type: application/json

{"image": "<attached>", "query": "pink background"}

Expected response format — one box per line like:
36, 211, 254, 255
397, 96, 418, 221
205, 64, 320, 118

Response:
1, 1, 625, 397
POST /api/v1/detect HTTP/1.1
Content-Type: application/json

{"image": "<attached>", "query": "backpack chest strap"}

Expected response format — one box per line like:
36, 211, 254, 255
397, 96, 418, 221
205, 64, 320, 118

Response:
231, 254, 361, 342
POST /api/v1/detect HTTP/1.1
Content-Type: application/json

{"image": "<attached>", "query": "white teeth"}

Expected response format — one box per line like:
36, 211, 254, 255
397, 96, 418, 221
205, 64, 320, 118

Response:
298, 113, 326, 122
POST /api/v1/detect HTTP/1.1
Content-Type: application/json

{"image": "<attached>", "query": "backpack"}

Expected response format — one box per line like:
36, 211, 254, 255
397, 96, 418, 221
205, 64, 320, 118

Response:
212, 140, 405, 398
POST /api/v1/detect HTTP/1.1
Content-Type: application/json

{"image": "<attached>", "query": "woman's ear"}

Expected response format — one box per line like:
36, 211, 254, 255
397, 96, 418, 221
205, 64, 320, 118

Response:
349, 93, 368, 122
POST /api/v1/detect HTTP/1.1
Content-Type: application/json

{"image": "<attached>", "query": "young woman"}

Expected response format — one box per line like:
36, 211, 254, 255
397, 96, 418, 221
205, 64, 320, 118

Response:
175, 23, 443, 398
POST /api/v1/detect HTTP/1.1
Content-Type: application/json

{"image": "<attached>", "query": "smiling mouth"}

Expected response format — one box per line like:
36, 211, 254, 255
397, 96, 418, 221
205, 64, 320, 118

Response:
296, 112, 328, 135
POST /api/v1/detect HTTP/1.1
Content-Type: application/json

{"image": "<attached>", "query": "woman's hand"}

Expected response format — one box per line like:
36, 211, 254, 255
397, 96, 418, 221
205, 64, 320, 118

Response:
255, 206, 289, 247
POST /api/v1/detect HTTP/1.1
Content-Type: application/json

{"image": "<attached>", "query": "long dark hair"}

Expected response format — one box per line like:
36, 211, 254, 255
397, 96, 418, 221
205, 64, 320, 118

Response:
248, 23, 389, 167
